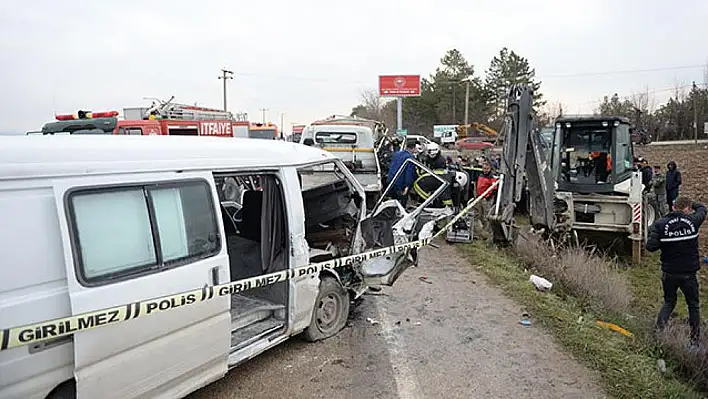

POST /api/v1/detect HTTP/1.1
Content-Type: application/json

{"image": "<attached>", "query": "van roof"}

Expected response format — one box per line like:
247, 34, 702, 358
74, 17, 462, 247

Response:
0, 135, 335, 179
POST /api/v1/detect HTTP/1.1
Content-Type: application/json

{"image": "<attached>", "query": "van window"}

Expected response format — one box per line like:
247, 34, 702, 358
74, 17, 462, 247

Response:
314, 131, 357, 144
69, 180, 220, 285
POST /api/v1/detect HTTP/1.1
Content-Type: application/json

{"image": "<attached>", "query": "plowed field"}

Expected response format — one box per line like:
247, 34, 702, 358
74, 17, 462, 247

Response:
635, 143, 708, 257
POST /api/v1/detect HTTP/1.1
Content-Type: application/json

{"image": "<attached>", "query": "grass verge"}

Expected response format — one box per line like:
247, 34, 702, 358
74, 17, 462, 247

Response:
459, 241, 702, 399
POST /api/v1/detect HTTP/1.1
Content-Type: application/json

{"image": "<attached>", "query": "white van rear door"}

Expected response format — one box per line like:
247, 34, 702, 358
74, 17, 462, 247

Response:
53, 171, 230, 399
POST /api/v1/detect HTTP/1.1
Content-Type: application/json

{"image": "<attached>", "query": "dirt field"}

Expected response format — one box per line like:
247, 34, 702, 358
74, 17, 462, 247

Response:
635, 143, 708, 257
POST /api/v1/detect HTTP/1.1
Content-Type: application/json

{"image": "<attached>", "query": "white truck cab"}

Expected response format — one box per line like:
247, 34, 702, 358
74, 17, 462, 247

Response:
300, 116, 386, 208
0, 135, 438, 399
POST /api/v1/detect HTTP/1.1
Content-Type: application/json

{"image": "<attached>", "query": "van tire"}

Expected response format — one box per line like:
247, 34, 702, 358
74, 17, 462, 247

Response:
303, 277, 350, 342
47, 380, 76, 399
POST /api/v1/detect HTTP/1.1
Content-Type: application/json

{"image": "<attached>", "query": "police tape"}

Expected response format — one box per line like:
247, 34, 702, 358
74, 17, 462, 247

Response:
0, 180, 500, 352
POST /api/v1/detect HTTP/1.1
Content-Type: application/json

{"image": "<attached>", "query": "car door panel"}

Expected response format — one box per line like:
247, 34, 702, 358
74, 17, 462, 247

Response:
52, 171, 230, 399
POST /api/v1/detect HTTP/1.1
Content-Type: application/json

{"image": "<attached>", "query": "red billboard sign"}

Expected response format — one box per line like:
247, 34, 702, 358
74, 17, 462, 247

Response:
379, 75, 421, 97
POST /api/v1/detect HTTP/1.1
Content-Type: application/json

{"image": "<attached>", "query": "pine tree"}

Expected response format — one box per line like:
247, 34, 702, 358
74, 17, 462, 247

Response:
484, 47, 545, 118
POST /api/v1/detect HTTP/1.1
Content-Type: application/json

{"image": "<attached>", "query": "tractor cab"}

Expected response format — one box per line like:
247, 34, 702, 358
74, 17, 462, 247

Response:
551, 116, 635, 195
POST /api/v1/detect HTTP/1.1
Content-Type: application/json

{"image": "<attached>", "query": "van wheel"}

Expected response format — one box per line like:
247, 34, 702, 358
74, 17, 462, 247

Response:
47, 380, 76, 399
303, 277, 350, 342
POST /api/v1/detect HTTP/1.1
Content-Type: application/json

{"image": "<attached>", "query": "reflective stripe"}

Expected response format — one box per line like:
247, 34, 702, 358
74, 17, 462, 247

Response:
413, 182, 430, 199
660, 234, 699, 242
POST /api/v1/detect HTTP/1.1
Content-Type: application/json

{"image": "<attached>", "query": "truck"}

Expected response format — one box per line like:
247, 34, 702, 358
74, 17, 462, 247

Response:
248, 122, 280, 140
299, 115, 388, 209
37, 97, 255, 138
488, 85, 658, 264
437, 123, 498, 149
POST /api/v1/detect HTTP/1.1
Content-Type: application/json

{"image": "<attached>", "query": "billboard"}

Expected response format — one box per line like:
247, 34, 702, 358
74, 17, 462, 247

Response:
379, 75, 421, 97
433, 124, 458, 138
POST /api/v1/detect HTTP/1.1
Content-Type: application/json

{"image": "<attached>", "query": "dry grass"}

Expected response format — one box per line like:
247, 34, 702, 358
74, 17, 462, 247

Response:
657, 322, 708, 390
515, 233, 632, 314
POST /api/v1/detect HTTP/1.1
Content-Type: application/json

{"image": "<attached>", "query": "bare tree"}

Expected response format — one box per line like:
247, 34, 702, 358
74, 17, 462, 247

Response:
358, 89, 386, 121
536, 101, 565, 126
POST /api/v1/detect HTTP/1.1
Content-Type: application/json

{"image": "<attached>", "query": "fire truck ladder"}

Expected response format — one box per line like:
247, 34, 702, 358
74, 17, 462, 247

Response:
145, 96, 245, 121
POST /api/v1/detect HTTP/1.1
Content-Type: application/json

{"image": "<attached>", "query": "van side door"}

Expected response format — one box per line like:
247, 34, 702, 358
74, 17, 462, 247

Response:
52, 171, 230, 399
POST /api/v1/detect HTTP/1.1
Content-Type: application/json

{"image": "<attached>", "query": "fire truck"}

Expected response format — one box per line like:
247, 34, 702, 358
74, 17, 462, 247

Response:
38, 97, 251, 138
248, 122, 280, 140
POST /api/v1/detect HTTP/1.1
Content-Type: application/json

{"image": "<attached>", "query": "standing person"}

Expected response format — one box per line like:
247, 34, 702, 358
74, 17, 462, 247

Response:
646, 197, 707, 349
638, 157, 653, 193
652, 165, 668, 216
386, 140, 418, 208
666, 161, 682, 210
474, 161, 499, 238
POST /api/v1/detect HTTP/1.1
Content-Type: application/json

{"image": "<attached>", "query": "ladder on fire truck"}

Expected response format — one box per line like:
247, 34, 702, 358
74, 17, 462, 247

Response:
144, 96, 248, 121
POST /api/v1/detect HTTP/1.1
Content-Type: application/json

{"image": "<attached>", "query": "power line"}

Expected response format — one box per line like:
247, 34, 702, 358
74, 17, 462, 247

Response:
225, 63, 707, 86
536, 64, 705, 79
568, 82, 708, 108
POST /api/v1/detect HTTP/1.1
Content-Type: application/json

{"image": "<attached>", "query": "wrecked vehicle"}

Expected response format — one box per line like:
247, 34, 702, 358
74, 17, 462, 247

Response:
0, 135, 441, 399
300, 115, 388, 209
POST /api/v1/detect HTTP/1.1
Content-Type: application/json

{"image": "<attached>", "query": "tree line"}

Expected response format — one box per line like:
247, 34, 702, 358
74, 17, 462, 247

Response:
350, 48, 707, 141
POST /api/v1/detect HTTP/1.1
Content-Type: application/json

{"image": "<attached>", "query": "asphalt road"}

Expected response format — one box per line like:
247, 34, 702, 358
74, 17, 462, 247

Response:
188, 242, 606, 399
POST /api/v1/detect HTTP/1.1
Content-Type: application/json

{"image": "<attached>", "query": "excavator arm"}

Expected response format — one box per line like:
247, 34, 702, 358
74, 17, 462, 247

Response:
487, 85, 556, 244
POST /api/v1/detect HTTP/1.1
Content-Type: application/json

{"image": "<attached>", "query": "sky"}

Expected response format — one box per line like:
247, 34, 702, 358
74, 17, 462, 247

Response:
1, 0, 707, 135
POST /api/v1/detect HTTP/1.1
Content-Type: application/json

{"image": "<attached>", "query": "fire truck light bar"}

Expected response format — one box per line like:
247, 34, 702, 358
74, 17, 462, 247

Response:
55, 110, 119, 121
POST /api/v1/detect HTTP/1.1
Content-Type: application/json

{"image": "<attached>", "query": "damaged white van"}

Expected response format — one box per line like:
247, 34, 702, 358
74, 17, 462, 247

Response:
0, 135, 442, 399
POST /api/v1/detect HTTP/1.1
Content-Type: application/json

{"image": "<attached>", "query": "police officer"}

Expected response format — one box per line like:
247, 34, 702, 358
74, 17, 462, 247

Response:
646, 196, 707, 349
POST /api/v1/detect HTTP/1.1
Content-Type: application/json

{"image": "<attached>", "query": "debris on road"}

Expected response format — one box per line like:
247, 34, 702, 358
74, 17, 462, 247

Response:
419, 276, 433, 284
366, 317, 380, 326
657, 359, 667, 373
529, 274, 553, 291
520, 312, 532, 326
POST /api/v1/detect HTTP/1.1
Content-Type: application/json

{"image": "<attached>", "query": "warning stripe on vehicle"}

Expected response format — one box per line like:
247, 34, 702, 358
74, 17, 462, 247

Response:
632, 203, 641, 223
0, 181, 499, 352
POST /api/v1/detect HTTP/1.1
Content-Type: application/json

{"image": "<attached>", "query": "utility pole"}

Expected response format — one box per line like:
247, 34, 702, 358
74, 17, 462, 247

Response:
396, 97, 403, 134
218, 68, 233, 112
462, 77, 471, 128
693, 81, 698, 144
259, 108, 269, 123
280, 113, 284, 135
452, 85, 456, 123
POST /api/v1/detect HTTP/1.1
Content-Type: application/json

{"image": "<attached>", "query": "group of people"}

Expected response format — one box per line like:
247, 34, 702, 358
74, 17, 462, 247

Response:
384, 137, 705, 350
636, 157, 683, 216
383, 139, 499, 213
636, 157, 705, 350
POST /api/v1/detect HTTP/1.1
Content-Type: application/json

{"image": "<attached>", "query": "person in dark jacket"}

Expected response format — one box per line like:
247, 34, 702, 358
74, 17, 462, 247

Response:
386, 140, 418, 208
638, 158, 653, 192
646, 196, 707, 347
666, 161, 682, 210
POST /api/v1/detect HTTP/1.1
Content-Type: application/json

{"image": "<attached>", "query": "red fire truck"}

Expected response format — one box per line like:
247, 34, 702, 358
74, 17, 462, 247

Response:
38, 98, 251, 138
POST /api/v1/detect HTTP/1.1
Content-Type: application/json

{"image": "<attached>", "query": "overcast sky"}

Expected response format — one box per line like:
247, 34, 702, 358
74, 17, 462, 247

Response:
1, 0, 706, 134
